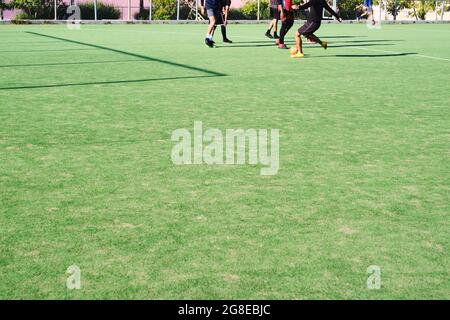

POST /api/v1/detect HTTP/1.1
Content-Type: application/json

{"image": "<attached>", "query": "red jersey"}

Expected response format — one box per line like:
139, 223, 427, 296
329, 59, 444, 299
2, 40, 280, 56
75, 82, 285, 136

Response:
278, 0, 293, 11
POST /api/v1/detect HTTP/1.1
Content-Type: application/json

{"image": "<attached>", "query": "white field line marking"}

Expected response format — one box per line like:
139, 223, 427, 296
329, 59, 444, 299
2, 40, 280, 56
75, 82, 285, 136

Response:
352, 46, 450, 62
78, 27, 450, 63
415, 54, 450, 62
388, 27, 450, 34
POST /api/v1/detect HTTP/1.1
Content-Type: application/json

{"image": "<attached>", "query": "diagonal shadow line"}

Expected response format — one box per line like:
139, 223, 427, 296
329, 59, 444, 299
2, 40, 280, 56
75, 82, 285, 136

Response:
0, 59, 146, 68
309, 52, 417, 58
335, 53, 416, 58
216, 43, 395, 49
1, 48, 96, 53
327, 43, 394, 48
0, 75, 221, 91
3, 138, 157, 147
26, 31, 226, 77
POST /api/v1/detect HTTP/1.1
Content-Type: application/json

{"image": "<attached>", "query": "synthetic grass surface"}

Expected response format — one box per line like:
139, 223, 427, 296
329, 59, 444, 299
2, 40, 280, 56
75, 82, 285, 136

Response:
0, 23, 449, 299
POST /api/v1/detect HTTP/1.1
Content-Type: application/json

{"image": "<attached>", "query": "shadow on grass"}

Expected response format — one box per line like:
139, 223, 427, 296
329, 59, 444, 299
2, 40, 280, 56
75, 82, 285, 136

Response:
0, 75, 220, 91
217, 42, 395, 49
5, 32, 227, 90
317, 35, 367, 38
26, 31, 226, 77
311, 52, 417, 58
331, 39, 403, 43
230, 39, 399, 45
1, 48, 96, 53
326, 43, 395, 48
0, 59, 146, 68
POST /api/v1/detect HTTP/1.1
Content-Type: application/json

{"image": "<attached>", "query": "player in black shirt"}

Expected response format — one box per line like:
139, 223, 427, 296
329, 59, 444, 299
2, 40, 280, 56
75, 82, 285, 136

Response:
291, 0, 342, 58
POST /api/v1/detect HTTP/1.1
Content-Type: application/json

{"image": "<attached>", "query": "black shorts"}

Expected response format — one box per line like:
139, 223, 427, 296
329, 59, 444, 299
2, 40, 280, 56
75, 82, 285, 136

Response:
270, 7, 280, 20
215, 10, 225, 25
298, 21, 321, 36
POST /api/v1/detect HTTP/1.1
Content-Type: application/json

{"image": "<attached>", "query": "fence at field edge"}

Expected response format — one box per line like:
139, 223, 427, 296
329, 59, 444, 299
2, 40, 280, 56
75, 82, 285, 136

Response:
1, 0, 450, 22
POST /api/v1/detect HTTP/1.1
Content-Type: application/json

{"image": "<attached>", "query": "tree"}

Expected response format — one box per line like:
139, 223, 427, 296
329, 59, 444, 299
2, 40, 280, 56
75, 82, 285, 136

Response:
386, 0, 412, 20
410, 0, 435, 20
135, 0, 146, 19
0, 0, 12, 10
241, 0, 269, 20
139, 0, 144, 17
151, 0, 176, 19
0, 0, 11, 15
12, 0, 65, 19
337, 0, 365, 20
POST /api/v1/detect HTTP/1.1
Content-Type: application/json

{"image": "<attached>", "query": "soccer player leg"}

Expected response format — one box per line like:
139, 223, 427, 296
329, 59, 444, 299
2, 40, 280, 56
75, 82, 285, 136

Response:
278, 22, 288, 47
306, 33, 322, 45
209, 10, 217, 31
266, 8, 276, 38
291, 30, 304, 57
205, 9, 216, 47
301, 21, 323, 47
285, 12, 294, 39
295, 22, 310, 55
215, 11, 228, 43
221, 25, 232, 43
278, 12, 294, 48
273, 10, 279, 38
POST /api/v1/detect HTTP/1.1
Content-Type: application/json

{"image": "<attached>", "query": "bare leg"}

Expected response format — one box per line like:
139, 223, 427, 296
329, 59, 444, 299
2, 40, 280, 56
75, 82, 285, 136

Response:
370, 8, 375, 24
208, 16, 216, 37
295, 31, 303, 53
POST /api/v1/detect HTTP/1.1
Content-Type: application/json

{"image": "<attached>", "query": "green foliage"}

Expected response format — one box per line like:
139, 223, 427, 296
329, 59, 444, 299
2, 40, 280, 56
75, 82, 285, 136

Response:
408, 0, 436, 20
11, 0, 65, 19
386, 0, 412, 20
78, 2, 120, 20
336, 0, 382, 20
227, 8, 248, 20
417, 0, 434, 20
11, 0, 119, 20
241, 0, 269, 20
337, 0, 364, 19
152, 0, 177, 20
12, 11, 29, 20
0, 0, 13, 10
134, 3, 191, 20
135, 0, 148, 20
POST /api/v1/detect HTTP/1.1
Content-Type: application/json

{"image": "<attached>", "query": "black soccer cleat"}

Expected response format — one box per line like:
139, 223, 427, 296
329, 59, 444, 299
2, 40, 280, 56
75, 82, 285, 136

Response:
205, 38, 214, 48
274, 33, 279, 39
265, 30, 273, 39
223, 38, 233, 43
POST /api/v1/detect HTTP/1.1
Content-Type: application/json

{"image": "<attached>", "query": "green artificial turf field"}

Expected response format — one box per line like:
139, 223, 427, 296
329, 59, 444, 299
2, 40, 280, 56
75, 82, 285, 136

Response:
0, 23, 449, 299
